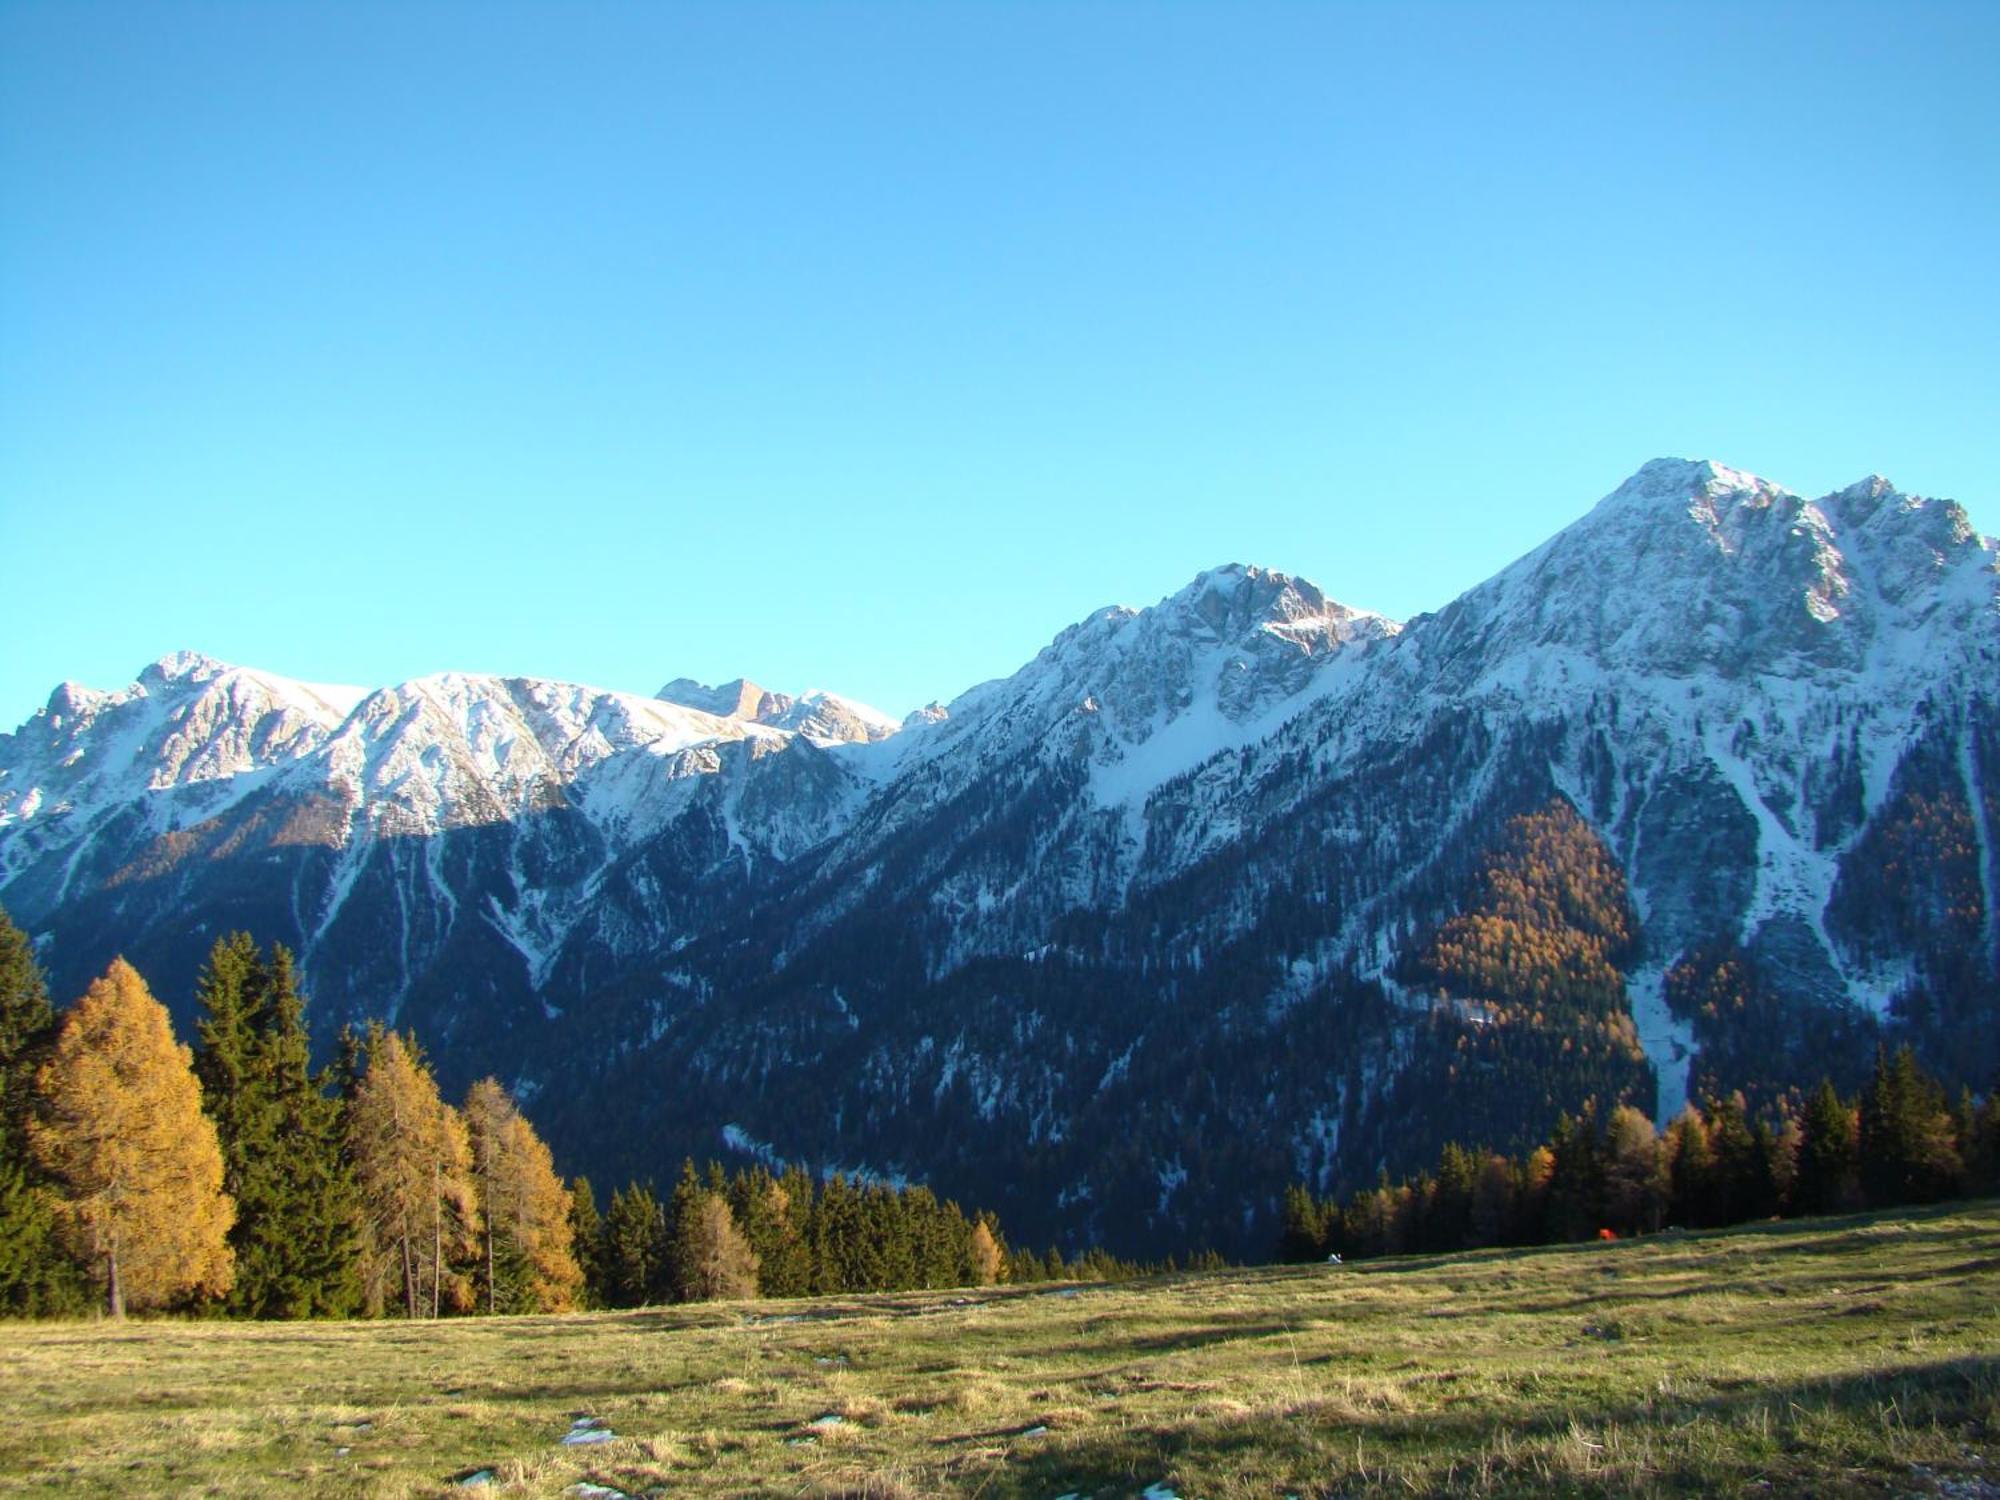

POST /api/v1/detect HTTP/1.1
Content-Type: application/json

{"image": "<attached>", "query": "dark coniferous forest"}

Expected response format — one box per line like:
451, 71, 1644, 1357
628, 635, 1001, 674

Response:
3, 896, 1994, 1321
0, 910, 1050, 1320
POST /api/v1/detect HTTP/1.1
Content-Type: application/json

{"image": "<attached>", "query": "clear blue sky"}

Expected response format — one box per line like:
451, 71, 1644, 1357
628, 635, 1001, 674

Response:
3, 1, 1995, 729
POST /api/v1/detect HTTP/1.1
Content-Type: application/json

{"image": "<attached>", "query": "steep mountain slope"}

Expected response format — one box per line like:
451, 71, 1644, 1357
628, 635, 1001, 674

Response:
761, 565, 1398, 968
3, 459, 1993, 1257
538, 461, 1997, 1253
1359, 459, 2000, 1100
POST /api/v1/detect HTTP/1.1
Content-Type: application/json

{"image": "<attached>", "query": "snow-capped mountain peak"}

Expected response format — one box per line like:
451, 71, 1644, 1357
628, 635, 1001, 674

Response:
0, 654, 364, 833
1168, 563, 1395, 647
656, 676, 899, 746
865, 562, 1401, 855
657, 677, 785, 722
1407, 459, 1997, 691
141, 648, 233, 687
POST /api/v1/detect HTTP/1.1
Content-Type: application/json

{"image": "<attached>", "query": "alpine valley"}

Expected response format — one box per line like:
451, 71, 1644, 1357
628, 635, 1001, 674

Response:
4, 459, 1996, 1258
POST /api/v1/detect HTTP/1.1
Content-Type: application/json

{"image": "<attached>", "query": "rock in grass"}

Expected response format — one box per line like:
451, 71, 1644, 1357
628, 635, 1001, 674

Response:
561, 1416, 617, 1446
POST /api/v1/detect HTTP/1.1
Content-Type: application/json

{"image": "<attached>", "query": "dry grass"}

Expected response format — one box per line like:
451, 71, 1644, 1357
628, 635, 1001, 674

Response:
2, 1202, 1998, 1496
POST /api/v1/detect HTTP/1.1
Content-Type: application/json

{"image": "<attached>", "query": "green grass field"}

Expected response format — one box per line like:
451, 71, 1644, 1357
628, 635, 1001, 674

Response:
2, 1203, 1996, 1498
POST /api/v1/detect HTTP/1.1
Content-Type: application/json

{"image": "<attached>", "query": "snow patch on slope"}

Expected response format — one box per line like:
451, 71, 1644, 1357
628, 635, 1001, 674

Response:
1626, 964, 1693, 1126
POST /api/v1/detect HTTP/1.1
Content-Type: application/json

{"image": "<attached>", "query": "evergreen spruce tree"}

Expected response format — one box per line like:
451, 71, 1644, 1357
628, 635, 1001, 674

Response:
1005, 1246, 1045, 1284
0, 907, 55, 1127
663, 1160, 705, 1303
258, 947, 363, 1316
602, 1183, 666, 1307
1543, 1106, 1606, 1242
1427, 1144, 1478, 1251
915, 1193, 969, 1288
766, 1168, 816, 1297
1858, 1046, 1961, 1207
567, 1176, 605, 1309
729, 1167, 810, 1299
1707, 1092, 1769, 1224
818, 1175, 863, 1292
1950, 1089, 1980, 1189
0, 906, 87, 1314
1279, 1184, 1327, 1262
811, 1174, 865, 1293
1468, 1153, 1517, 1247
0, 1155, 81, 1315
1794, 1079, 1860, 1215
193, 933, 263, 1204
868, 1184, 916, 1296
194, 936, 361, 1317
1665, 1105, 1717, 1227
30, 959, 236, 1316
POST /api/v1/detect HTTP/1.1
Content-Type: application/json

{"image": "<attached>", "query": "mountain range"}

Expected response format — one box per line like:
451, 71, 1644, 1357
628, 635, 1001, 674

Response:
4, 458, 1995, 1256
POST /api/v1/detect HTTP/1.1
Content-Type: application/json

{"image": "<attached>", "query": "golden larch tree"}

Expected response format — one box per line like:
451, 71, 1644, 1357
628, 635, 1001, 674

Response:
346, 1032, 477, 1318
678, 1192, 758, 1302
463, 1076, 582, 1313
29, 958, 235, 1316
968, 1218, 1003, 1287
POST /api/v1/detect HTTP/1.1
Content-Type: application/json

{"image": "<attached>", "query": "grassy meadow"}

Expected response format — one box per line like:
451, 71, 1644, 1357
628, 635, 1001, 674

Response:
2, 1202, 1996, 1498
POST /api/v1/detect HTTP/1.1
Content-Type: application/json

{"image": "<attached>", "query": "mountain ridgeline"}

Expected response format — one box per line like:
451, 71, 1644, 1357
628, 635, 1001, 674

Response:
3, 460, 1996, 1258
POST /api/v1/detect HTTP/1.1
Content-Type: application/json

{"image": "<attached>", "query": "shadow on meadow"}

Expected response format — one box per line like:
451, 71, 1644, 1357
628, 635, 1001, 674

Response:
1060, 1319, 1306, 1359
967, 1351, 2000, 1499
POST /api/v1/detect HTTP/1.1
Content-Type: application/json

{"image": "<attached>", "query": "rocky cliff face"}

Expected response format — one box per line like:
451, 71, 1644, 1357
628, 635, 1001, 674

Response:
4, 460, 1994, 1256
656, 678, 902, 745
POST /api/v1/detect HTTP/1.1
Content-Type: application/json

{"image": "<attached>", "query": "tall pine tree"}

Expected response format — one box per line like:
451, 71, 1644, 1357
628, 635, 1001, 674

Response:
1858, 1046, 1962, 1207
1794, 1079, 1860, 1216
195, 935, 362, 1317
567, 1176, 605, 1309
0, 905, 87, 1314
728, 1166, 809, 1298
601, 1183, 667, 1307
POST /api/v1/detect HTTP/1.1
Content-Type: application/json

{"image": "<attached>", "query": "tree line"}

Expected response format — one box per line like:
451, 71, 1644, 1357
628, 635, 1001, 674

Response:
0, 910, 1020, 1318
1280, 1047, 2000, 1262
568, 1163, 1006, 1306
569, 1159, 1226, 1308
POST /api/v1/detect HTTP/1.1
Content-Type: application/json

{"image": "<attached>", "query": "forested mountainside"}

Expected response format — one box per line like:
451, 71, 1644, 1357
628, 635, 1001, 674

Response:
4, 459, 1995, 1257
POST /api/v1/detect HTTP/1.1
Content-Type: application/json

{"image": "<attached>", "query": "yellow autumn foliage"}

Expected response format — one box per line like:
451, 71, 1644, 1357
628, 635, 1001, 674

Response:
969, 1219, 1004, 1287
1424, 799, 1634, 1017
29, 958, 235, 1316
347, 1032, 478, 1318
464, 1076, 582, 1313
